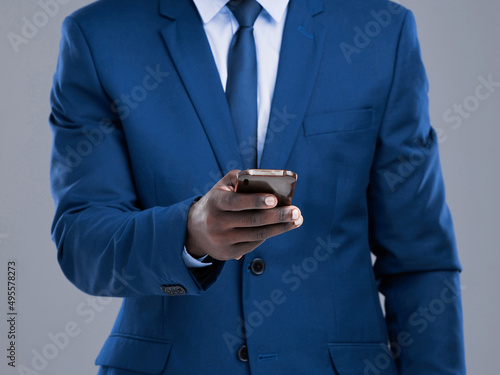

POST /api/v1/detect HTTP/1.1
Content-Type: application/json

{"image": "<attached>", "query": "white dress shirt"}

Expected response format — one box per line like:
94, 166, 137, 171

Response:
183, 0, 290, 268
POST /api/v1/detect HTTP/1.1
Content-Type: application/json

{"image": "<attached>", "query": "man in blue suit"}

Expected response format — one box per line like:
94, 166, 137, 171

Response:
49, 0, 465, 373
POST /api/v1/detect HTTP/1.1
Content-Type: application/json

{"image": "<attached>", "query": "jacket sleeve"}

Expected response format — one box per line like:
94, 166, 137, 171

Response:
49, 17, 223, 298
367, 10, 466, 374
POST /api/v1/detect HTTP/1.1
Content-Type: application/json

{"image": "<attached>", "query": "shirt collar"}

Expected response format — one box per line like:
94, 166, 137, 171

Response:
193, 0, 289, 24
258, 0, 289, 23
192, 0, 227, 24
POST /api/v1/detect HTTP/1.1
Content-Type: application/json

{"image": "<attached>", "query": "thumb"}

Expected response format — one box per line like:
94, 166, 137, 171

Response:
218, 169, 241, 191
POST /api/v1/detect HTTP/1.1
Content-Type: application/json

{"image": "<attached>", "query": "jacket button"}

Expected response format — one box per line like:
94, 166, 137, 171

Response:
237, 344, 249, 362
161, 285, 186, 296
250, 258, 265, 275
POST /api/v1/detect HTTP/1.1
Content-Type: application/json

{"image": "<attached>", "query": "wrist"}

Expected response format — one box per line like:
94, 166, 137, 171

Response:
185, 198, 208, 258
185, 242, 208, 258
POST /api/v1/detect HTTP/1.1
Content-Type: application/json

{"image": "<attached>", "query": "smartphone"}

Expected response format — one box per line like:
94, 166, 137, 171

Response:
235, 169, 298, 207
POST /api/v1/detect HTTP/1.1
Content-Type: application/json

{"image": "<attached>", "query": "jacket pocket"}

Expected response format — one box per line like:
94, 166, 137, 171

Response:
303, 108, 373, 136
95, 334, 172, 374
328, 342, 398, 375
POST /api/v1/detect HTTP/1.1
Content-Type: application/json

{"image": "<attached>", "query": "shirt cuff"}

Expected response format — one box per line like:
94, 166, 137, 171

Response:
182, 247, 212, 268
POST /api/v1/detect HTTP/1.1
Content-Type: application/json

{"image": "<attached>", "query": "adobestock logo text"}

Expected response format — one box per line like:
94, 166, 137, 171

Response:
7, 0, 70, 53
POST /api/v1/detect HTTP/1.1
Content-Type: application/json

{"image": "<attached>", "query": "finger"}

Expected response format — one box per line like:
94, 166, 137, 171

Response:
217, 169, 241, 192
230, 218, 303, 243
216, 190, 277, 211
226, 206, 301, 228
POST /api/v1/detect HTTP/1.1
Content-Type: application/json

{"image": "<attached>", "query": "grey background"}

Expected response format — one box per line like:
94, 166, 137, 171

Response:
0, 0, 498, 374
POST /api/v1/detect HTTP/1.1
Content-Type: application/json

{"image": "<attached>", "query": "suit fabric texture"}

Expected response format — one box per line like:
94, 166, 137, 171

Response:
49, 0, 465, 374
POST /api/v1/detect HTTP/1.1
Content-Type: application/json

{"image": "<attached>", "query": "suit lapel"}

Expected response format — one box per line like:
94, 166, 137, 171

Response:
158, 0, 326, 173
159, 0, 246, 173
259, 0, 326, 169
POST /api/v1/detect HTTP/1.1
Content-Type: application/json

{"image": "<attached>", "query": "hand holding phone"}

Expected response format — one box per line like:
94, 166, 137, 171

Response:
185, 170, 302, 261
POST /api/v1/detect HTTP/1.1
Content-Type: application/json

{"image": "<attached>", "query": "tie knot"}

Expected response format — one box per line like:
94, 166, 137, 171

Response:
227, 0, 262, 28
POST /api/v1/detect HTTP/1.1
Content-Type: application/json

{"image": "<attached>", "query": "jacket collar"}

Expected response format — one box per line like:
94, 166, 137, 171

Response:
160, 0, 323, 20
166, 0, 291, 25
159, 0, 326, 172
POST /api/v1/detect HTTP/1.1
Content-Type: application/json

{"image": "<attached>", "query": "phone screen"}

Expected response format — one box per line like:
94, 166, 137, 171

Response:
235, 169, 297, 206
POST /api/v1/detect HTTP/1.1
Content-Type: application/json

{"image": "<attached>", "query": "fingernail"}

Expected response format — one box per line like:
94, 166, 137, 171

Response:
294, 216, 303, 226
265, 196, 276, 206
291, 209, 299, 220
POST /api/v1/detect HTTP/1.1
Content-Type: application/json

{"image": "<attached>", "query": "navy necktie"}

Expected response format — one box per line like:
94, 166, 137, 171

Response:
226, 0, 262, 169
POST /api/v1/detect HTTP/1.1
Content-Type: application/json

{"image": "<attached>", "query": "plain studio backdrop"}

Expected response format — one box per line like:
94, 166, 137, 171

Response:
0, 0, 498, 374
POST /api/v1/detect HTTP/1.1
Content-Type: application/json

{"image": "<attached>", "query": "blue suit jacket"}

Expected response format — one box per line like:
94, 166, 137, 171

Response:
49, 0, 465, 373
